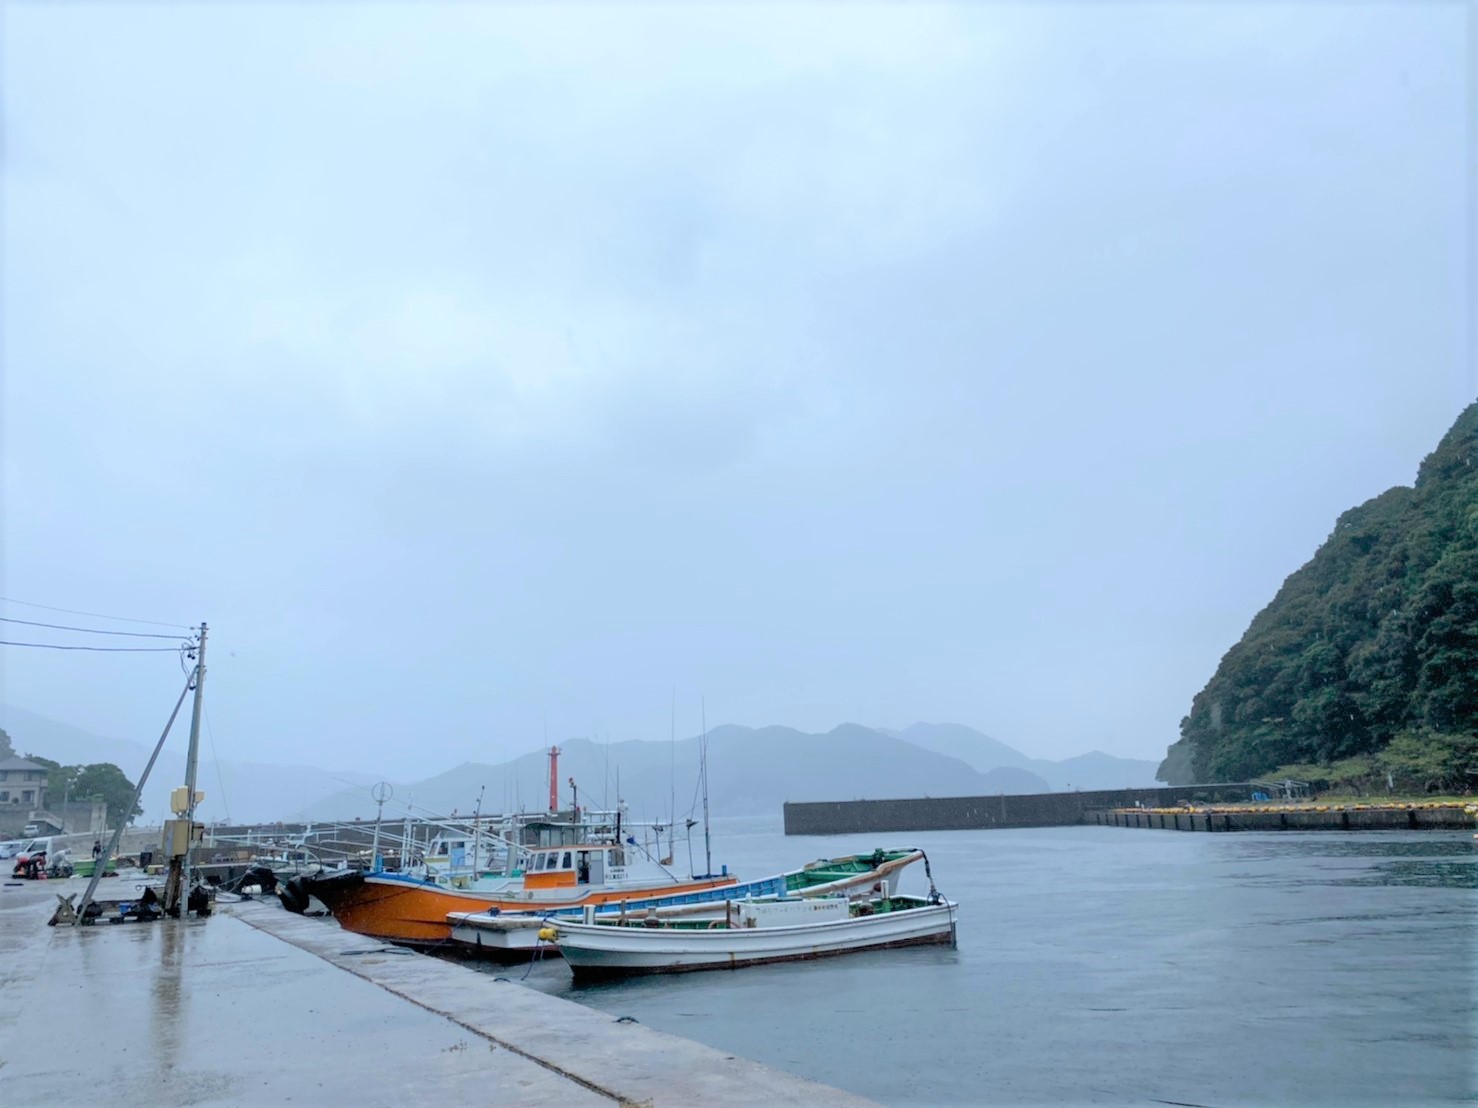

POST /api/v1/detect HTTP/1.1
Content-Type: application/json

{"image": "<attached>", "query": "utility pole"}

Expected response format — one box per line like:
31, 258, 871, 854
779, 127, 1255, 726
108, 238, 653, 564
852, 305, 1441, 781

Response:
183, 622, 207, 877
165, 623, 207, 916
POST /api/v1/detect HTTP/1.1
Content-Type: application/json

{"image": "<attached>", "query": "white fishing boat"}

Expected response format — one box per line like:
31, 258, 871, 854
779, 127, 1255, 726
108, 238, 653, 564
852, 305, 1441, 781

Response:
544, 891, 958, 978
445, 847, 926, 959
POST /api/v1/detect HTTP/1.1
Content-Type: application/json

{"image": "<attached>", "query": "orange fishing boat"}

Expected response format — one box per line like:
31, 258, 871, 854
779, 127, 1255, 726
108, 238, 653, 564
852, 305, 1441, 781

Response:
289, 741, 740, 946
289, 842, 739, 946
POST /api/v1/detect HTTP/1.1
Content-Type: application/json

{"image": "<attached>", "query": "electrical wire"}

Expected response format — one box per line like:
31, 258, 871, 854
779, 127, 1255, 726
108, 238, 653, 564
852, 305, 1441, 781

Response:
0, 595, 192, 629
204, 706, 231, 824
0, 640, 183, 652
0, 615, 186, 640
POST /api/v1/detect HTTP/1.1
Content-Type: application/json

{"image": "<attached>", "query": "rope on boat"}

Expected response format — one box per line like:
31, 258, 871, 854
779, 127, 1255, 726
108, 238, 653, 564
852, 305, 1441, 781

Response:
915, 848, 958, 948
519, 935, 549, 980
918, 848, 943, 905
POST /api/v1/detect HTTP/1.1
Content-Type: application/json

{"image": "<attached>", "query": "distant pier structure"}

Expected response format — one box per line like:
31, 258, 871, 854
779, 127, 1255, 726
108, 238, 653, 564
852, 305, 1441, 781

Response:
784, 787, 1477, 835
1095, 803, 1476, 833
783, 785, 1254, 835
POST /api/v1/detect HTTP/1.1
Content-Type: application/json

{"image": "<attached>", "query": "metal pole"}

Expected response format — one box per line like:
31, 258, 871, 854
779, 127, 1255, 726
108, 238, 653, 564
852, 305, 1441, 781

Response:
74, 669, 195, 924
471, 785, 484, 874
165, 624, 206, 914
701, 698, 712, 879
182, 626, 207, 820
370, 782, 391, 871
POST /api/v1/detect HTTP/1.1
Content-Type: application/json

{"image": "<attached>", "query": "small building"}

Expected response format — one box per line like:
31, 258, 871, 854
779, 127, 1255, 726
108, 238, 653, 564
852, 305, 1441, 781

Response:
0, 757, 49, 811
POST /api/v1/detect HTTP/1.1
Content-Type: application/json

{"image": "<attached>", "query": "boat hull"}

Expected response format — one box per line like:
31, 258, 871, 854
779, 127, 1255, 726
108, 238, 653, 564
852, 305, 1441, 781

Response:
443, 849, 925, 959
555, 899, 958, 978
303, 870, 740, 946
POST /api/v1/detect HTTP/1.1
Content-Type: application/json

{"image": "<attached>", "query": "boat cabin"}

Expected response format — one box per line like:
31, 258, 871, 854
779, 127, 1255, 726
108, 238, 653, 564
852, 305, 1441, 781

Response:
522, 843, 628, 890
428, 837, 473, 866
516, 817, 618, 850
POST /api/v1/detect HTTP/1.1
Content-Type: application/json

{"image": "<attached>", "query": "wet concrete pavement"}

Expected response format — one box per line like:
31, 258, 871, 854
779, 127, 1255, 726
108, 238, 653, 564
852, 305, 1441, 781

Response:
0, 880, 874, 1107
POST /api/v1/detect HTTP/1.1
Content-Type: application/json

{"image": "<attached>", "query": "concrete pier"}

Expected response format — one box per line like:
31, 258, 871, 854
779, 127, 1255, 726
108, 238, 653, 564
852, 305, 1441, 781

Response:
1092, 803, 1477, 832
0, 879, 874, 1106
783, 784, 1257, 835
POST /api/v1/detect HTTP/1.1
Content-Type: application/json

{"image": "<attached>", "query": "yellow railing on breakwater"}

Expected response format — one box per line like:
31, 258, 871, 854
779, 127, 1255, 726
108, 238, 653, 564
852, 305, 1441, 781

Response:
1111, 801, 1477, 816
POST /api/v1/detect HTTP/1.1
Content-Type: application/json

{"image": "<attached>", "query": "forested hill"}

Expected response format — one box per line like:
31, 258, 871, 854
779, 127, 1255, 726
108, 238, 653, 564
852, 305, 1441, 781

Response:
1159, 402, 1478, 789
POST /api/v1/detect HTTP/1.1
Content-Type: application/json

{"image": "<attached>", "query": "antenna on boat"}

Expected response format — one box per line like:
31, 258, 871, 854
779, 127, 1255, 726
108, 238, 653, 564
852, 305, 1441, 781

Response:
370, 781, 392, 871
471, 785, 485, 873
669, 689, 676, 864
701, 697, 712, 879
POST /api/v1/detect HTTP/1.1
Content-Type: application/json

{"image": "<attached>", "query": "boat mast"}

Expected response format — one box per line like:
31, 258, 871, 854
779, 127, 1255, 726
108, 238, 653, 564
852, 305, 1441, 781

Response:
701, 697, 711, 878
471, 785, 484, 872
669, 689, 676, 862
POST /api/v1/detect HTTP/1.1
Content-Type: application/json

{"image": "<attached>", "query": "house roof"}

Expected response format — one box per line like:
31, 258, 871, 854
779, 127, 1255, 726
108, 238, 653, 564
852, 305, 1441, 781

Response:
0, 757, 48, 773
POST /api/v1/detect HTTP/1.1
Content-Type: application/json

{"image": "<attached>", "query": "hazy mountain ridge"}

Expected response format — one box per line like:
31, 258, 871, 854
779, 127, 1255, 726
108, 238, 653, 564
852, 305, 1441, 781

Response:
304, 724, 1015, 822
303, 721, 1148, 821
899, 722, 1161, 790
3, 705, 1157, 823
0, 704, 383, 825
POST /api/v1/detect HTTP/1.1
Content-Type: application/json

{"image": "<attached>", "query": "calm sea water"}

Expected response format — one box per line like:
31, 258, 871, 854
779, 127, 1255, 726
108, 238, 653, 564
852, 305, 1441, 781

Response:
485, 816, 1476, 1106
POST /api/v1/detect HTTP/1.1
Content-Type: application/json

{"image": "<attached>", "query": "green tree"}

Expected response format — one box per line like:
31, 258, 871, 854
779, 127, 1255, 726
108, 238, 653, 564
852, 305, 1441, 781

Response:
0, 727, 13, 759
1378, 731, 1478, 794
70, 763, 143, 828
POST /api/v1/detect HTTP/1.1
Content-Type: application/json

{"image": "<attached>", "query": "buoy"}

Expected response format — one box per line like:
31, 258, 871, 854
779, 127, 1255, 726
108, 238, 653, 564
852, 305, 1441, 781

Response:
537, 927, 558, 942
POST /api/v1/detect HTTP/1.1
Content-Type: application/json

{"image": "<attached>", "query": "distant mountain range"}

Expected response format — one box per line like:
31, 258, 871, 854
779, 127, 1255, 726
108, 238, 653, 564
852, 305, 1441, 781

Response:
0, 704, 382, 825
886, 722, 1158, 790
0, 706, 1159, 824
301, 722, 1158, 822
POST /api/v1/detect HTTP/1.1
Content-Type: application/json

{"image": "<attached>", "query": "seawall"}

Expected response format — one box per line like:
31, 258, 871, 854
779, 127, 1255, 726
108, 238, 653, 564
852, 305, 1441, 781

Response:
1095, 804, 1477, 832
783, 784, 1255, 835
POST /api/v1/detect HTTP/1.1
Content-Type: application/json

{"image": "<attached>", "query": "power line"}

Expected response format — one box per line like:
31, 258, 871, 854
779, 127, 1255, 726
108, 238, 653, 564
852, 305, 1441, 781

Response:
0, 615, 187, 640
0, 595, 192, 630
0, 639, 183, 652
204, 706, 231, 824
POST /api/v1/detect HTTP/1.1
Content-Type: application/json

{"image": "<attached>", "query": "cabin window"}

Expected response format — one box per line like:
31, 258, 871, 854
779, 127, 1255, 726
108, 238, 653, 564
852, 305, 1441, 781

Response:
562, 851, 572, 870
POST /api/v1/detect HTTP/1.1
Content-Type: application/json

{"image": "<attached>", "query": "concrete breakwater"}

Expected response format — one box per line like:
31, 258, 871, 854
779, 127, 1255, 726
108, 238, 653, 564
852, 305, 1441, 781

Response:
783, 784, 1256, 835
1096, 803, 1477, 833
784, 788, 1477, 835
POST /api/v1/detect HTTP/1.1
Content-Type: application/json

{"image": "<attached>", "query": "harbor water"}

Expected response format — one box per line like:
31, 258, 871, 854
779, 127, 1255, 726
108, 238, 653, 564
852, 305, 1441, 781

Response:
498, 816, 1476, 1106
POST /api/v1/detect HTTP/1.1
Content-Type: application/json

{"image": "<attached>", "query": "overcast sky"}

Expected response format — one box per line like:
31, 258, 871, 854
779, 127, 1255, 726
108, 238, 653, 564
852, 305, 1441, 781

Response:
1, 4, 1469, 780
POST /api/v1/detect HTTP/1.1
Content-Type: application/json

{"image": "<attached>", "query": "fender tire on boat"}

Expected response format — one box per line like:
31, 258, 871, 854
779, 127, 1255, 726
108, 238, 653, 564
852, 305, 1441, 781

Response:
279, 876, 310, 914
